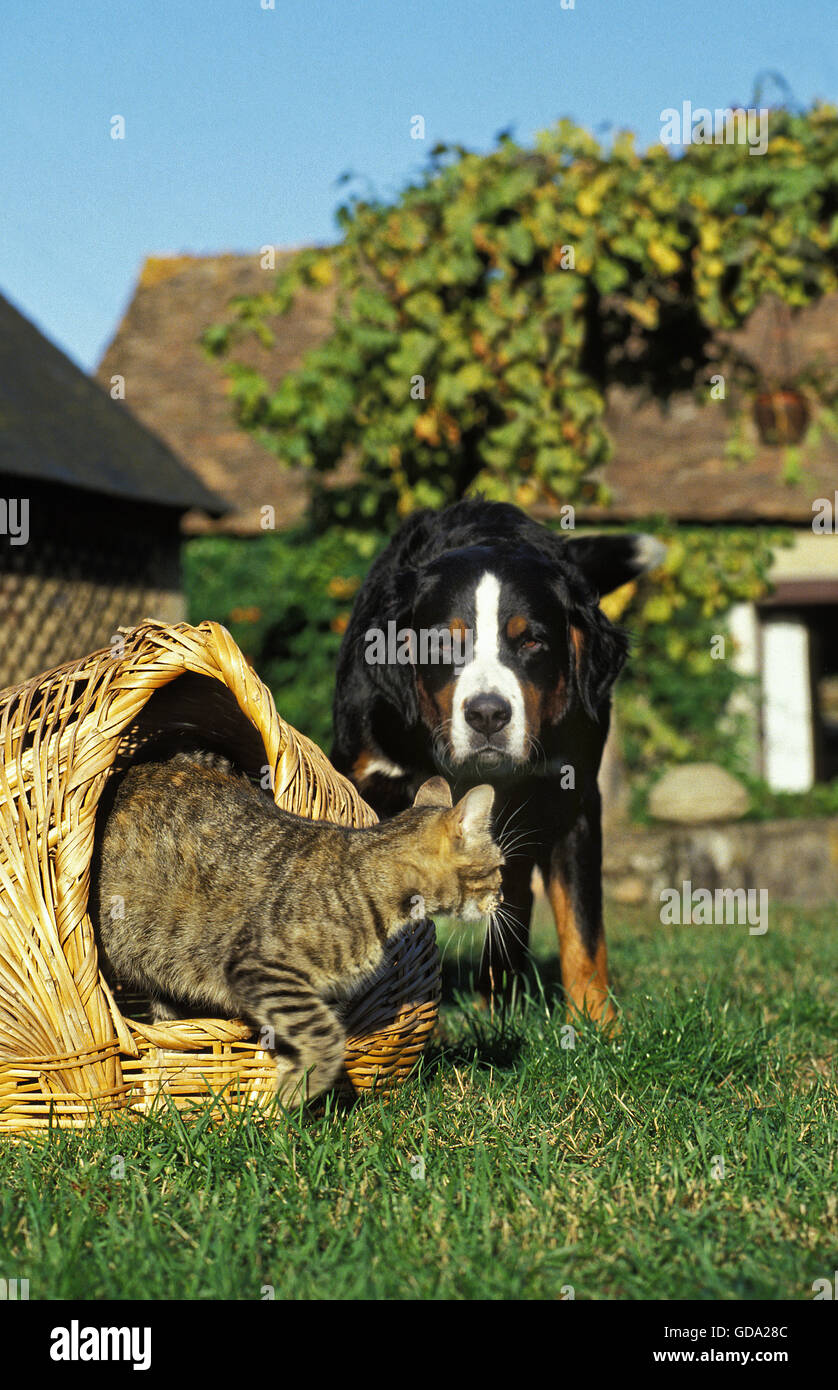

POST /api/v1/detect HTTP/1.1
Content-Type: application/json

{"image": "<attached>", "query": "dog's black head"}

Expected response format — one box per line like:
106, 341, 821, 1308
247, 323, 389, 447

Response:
346, 504, 664, 784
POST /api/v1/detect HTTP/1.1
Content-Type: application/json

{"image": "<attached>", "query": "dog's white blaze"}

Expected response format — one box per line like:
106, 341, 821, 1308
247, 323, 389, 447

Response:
450, 572, 527, 760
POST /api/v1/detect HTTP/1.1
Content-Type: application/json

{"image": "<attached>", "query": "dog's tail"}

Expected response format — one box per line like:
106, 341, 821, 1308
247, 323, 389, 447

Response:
561, 533, 666, 599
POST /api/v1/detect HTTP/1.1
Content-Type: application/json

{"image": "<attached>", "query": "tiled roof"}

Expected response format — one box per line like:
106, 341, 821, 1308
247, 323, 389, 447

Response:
583, 290, 838, 524
0, 289, 227, 515
96, 253, 336, 535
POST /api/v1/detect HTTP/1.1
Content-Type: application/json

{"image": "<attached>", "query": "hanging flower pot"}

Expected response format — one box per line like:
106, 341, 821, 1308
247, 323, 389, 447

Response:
753, 387, 810, 446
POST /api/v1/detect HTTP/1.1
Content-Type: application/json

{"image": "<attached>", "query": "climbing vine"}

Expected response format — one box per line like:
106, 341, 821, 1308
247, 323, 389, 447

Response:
197, 101, 838, 788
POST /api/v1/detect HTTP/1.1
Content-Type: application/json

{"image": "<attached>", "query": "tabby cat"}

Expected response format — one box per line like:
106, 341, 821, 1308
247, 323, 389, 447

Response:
90, 751, 503, 1103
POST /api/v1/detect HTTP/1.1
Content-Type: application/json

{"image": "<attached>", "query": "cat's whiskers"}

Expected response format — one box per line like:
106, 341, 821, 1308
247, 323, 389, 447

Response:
491, 903, 528, 953
483, 908, 514, 974
525, 732, 548, 774
437, 920, 467, 979
480, 903, 531, 1008
495, 796, 538, 854
497, 828, 539, 860
430, 718, 454, 770
495, 798, 531, 840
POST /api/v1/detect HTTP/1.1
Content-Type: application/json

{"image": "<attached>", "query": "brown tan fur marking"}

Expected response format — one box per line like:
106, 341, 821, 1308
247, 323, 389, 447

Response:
547, 873, 615, 1023
352, 750, 373, 785
416, 671, 456, 733
570, 624, 585, 672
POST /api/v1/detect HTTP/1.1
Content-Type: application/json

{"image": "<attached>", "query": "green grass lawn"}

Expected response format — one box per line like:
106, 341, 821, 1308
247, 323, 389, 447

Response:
1, 899, 835, 1301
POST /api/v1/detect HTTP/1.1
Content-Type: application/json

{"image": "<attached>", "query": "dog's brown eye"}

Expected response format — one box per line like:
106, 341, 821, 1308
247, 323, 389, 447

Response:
521, 638, 545, 653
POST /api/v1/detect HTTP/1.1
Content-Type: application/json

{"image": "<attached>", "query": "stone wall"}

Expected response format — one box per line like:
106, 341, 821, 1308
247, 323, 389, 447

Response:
604, 819, 838, 907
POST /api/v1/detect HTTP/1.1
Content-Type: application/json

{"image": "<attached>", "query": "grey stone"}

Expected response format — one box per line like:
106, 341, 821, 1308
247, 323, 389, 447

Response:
648, 763, 750, 825
609, 875, 648, 905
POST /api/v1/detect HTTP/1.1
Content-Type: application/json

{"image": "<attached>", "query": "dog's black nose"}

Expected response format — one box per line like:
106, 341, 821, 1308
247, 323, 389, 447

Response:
464, 693, 512, 737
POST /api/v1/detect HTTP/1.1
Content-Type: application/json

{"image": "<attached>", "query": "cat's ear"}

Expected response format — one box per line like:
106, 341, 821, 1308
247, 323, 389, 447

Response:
452, 784, 495, 840
413, 777, 453, 809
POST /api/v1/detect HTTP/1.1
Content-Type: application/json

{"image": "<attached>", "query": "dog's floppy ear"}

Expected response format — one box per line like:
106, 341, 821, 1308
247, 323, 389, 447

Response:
567, 602, 630, 721
358, 565, 421, 726
562, 533, 665, 598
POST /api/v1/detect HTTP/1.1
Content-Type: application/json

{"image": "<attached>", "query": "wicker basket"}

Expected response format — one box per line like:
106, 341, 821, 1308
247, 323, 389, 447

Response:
0, 620, 440, 1133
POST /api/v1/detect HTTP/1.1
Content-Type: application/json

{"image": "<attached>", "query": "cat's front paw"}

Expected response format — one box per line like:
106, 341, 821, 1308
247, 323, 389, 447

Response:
275, 1063, 309, 1108
150, 995, 186, 1023
274, 1055, 343, 1108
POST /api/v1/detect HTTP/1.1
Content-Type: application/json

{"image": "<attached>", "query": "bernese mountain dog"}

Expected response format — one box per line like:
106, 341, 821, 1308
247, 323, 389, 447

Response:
331, 500, 663, 1022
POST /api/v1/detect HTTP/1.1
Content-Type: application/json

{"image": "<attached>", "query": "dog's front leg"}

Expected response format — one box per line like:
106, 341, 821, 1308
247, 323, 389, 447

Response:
542, 796, 616, 1025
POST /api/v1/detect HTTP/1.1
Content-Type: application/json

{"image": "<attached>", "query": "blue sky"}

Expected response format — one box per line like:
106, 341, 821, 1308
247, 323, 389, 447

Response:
1, 0, 834, 370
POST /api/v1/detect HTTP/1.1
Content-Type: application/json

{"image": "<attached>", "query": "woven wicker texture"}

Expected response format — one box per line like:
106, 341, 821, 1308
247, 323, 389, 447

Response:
0, 620, 440, 1132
